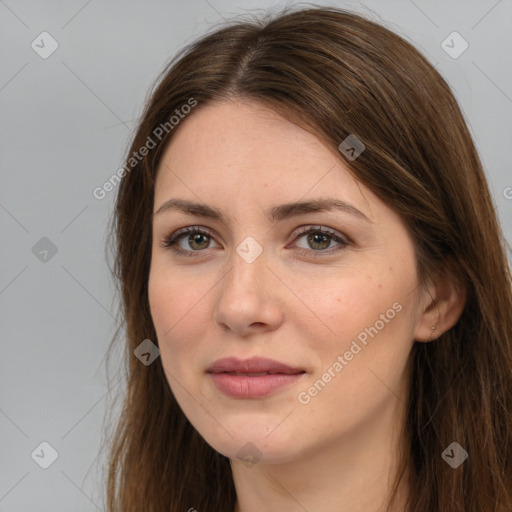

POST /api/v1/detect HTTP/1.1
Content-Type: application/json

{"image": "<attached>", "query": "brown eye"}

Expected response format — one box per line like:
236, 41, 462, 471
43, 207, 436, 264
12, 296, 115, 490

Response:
185, 232, 211, 250
305, 232, 331, 250
293, 226, 350, 256
161, 227, 219, 256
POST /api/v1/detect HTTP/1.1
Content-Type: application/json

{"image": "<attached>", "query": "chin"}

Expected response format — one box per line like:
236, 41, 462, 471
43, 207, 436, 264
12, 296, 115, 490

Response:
196, 419, 302, 465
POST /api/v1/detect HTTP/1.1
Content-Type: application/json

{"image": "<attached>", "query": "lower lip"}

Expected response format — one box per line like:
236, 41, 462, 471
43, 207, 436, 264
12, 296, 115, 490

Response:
208, 372, 305, 398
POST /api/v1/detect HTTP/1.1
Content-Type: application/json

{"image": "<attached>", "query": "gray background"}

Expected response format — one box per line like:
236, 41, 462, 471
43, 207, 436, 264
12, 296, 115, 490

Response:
1, 0, 511, 510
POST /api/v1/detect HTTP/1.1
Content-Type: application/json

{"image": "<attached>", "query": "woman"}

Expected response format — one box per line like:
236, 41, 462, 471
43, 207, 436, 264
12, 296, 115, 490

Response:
103, 5, 512, 511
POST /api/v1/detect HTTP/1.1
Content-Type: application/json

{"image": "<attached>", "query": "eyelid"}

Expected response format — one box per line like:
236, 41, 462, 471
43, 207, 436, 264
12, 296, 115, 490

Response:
293, 225, 351, 245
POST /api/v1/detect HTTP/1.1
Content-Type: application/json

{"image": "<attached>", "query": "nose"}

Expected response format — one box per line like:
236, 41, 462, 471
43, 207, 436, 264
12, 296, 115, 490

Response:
213, 247, 284, 337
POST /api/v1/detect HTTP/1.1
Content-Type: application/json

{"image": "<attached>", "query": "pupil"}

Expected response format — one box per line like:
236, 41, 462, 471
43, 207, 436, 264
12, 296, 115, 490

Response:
308, 233, 329, 250
191, 233, 208, 249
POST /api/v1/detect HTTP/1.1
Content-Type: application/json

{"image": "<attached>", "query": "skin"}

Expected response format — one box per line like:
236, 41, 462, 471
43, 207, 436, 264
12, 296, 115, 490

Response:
148, 99, 465, 512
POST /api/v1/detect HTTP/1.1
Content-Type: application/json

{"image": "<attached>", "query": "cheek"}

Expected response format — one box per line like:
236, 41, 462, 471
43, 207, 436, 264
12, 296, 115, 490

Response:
311, 266, 416, 371
148, 276, 192, 405
296, 293, 413, 430
148, 264, 197, 353
148, 270, 175, 337
310, 272, 387, 345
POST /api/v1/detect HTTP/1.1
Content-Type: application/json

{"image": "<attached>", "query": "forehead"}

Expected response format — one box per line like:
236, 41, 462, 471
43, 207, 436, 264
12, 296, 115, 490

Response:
154, 99, 372, 207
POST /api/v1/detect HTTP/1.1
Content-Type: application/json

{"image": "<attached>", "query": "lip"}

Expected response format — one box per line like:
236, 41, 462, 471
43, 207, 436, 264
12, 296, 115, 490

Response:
207, 356, 306, 399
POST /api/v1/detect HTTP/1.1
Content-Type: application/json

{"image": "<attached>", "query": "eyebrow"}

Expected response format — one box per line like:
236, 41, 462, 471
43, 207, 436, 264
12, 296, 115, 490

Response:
153, 197, 372, 223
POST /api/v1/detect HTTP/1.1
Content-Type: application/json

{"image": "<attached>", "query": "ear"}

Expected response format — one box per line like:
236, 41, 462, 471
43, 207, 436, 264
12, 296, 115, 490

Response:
414, 267, 467, 343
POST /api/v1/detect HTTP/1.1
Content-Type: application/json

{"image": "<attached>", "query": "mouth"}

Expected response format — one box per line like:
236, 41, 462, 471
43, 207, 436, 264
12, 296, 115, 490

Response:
218, 371, 305, 376
207, 356, 305, 375
207, 356, 307, 398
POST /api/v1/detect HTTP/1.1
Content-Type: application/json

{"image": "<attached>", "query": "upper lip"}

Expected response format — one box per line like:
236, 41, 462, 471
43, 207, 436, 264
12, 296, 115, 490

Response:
207, 356, 305, 374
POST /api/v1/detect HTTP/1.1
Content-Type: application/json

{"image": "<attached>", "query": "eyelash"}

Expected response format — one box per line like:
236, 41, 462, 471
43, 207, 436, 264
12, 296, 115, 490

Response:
160, 225, 350, 258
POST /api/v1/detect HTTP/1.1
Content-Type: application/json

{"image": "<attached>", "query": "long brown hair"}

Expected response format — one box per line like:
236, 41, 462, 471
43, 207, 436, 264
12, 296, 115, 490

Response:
102, 5, 512, 511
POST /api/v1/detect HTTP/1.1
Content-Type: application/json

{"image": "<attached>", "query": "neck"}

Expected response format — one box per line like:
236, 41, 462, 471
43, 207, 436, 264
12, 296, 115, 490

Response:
231, 397, 411, 512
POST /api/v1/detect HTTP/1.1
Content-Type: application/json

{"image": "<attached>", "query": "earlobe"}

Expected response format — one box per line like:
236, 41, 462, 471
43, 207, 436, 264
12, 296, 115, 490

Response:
414, 270, 467, 343
427, 324, 438, 343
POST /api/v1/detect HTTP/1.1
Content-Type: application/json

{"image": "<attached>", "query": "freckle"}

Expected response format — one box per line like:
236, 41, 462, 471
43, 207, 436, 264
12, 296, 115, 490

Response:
378, 284, 382, 289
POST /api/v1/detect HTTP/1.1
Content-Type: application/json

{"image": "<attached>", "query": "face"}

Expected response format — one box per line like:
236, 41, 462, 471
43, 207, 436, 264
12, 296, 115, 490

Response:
148, 99, 427, 464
